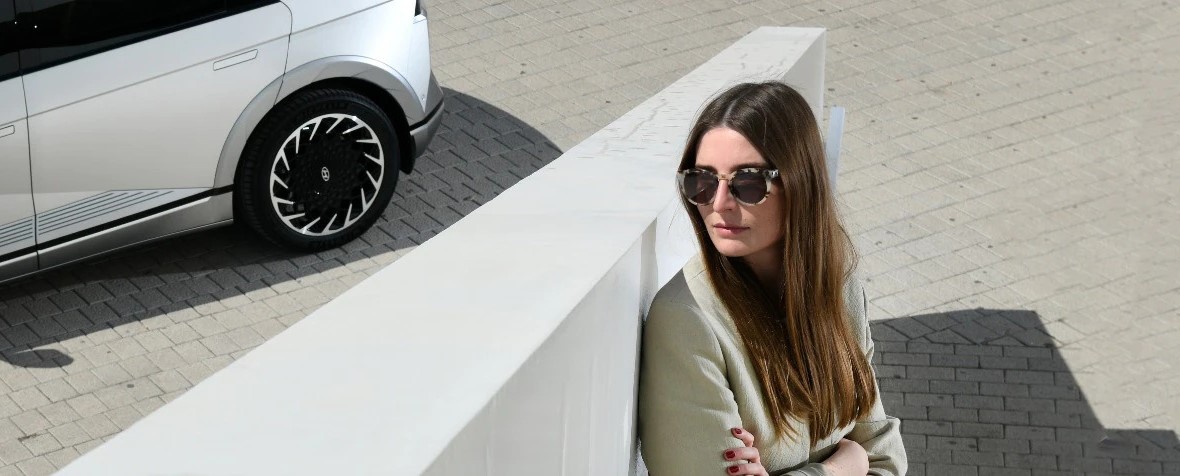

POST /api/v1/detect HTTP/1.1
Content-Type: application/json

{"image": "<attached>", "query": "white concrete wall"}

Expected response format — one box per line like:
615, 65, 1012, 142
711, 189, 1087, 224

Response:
58, 27, 826, 475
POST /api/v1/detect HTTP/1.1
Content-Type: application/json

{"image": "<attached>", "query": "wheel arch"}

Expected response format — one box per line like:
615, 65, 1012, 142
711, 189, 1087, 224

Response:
214, 55, 424, 190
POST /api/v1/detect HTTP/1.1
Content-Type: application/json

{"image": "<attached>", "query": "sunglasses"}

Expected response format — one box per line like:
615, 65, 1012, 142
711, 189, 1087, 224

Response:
677, 168, 781, 206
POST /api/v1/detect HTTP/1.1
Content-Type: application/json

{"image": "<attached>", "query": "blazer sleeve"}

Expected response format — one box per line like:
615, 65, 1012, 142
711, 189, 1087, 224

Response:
639, 298, 748, 476
844, 279, 909, 476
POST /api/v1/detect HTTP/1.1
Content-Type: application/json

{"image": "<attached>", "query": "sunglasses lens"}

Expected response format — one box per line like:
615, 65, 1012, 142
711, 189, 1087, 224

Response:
680, 171, 717, 205
731, 171, 768, 204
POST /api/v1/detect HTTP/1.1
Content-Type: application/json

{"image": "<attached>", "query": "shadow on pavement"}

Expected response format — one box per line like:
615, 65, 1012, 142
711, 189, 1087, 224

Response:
0, 87, 562, 369
872, 308, 1180, 475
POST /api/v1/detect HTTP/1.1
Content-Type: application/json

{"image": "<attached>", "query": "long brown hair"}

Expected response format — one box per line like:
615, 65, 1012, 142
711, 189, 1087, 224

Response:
678, 82, 876, 443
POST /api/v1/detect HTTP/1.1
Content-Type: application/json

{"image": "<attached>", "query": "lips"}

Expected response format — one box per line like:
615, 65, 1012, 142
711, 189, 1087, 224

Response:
713, 224, 749, 237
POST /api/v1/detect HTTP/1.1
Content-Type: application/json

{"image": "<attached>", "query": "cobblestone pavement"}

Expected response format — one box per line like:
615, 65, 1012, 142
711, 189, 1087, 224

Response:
1, 0, 1177, 474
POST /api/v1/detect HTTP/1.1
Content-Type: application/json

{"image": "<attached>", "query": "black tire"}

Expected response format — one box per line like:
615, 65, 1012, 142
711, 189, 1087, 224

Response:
236, 88, 401, 251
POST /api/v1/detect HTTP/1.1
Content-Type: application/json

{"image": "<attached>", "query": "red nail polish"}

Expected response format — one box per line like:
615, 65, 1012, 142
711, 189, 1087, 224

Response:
725, 450, 736, 459
728, 466, 739, 474
733, 428, 742, 435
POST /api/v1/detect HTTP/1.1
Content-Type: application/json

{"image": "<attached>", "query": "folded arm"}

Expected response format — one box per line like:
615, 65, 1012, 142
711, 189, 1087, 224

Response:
639, 299, 748, 476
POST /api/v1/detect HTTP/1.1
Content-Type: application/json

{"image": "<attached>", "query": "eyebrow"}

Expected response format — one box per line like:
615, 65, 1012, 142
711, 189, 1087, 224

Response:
695, 163, 769, 172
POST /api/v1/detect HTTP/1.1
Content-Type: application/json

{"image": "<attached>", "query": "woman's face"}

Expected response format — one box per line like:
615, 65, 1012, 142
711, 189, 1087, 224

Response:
693, 127, 786, 267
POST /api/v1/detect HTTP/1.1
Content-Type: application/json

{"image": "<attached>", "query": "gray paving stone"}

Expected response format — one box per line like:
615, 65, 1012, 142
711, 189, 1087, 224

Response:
74, 415, 117, 441
20, 433, 60, 458
884, 352, 931, 367
0, 422, 18, 443
13, 456, 53, 476
6, 390, 46, 414
102, 407, 141, 432
906, 420, 954, 437
929, 354, 980, 369
980, 468, 1030, 476
1007, 398, 1056, 413
956, 395, 1005, 411
930, 407, 979, 423
953, 449, 1004, 467
31, 382, 73, 408
43, 446, 79, 471
933, 380, 979, 395
881, 377, 930, 393
907, 393, 955, 409
7, 411, 48, 436
62, 395, 104, 420
980, 356, 1029, 370
130, 397, 165, 417
1005, 453, 1058, 471
1007, 426, 1056, 442
958, 368, 1006, 383
90, 386, 134, 413
158, 323, 200, 346
926, 462, 979, 476
955, 423, 1004, 439
1029, 441, 1083, 458
175, 363, 215, 387
171, 341, 213, 365
75, 346, 117, 369
89, 365, 131, 389
197, 334, 239, 358
34, 403, 77, 429
0, 440, 31, 467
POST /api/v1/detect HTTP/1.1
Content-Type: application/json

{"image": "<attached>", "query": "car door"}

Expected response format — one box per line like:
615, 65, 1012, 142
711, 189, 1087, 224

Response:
0, 0, 38, 280
16, 0, 290, 266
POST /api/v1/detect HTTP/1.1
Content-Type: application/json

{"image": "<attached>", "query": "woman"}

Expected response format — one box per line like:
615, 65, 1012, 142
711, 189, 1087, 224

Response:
639, 82, 907, 476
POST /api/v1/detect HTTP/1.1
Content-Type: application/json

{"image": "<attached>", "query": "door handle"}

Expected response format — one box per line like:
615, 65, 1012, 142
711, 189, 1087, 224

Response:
213, 49, 259, 71
0, 125, 14, 139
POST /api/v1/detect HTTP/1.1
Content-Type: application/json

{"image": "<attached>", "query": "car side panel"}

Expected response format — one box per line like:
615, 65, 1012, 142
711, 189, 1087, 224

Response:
406, 8, 432, 108
0, 0, 37, 281
36, 193, 234, 274
24, 4, 291, 216
283, 0, 426, 119
279, 0, 393, 33
0, 77, 37, 279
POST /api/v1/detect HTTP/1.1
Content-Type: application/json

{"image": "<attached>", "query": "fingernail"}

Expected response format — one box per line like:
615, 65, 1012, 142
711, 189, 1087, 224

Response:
725, 450, 735, 459
733, 428, 742, 435
728, 466, 739, 474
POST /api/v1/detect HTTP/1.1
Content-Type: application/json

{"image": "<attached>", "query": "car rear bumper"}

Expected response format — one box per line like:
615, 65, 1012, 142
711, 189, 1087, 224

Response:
409, 73, 444, 159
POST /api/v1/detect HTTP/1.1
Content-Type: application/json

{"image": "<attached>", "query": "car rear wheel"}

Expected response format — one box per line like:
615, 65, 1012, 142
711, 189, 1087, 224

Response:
236, 88, 400, 251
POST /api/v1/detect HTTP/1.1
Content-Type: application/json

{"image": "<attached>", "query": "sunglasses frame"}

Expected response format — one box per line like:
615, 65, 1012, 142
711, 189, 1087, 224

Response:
676, 167, 781, 206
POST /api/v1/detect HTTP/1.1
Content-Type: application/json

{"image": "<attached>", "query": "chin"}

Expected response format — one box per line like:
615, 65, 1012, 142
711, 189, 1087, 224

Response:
709, 239, 752, 259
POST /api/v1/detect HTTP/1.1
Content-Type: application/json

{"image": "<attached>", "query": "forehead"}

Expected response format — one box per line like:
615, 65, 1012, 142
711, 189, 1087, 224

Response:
694, 127, 767, 171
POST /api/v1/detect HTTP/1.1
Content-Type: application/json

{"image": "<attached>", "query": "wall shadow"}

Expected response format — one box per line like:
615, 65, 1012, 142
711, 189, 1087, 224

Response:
872, 309, 1179, 475
0, 88, 562, 368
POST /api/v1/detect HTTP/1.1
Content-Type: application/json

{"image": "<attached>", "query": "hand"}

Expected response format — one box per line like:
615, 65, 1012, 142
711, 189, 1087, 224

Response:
723, 427, 769, 476
821, 438, 869, 476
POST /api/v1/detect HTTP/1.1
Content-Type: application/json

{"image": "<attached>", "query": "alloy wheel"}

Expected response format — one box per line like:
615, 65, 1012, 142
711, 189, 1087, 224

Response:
268, 113, 385, 236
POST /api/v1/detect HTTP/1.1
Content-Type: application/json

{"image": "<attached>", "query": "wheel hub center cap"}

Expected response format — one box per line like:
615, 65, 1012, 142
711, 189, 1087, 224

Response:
321, 166, 330, 182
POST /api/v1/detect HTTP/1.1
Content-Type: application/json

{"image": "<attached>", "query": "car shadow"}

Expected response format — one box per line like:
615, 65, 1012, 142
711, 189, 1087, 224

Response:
0, 87, 563, 368
871, 308, 1179, 475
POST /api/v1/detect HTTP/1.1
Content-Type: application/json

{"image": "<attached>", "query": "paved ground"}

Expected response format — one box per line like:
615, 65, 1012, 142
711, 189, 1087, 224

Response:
0, 0, 1177, 474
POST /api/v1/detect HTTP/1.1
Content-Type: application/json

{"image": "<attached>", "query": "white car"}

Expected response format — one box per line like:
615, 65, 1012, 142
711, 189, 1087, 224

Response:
0, 0, 443, 284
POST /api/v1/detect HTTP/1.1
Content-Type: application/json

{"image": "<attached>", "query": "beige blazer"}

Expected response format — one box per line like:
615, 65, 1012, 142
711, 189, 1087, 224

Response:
638, 256, 907, 476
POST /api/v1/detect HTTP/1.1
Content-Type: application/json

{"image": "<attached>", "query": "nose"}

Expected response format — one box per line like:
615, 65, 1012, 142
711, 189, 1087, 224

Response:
711, 178, 737, 211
